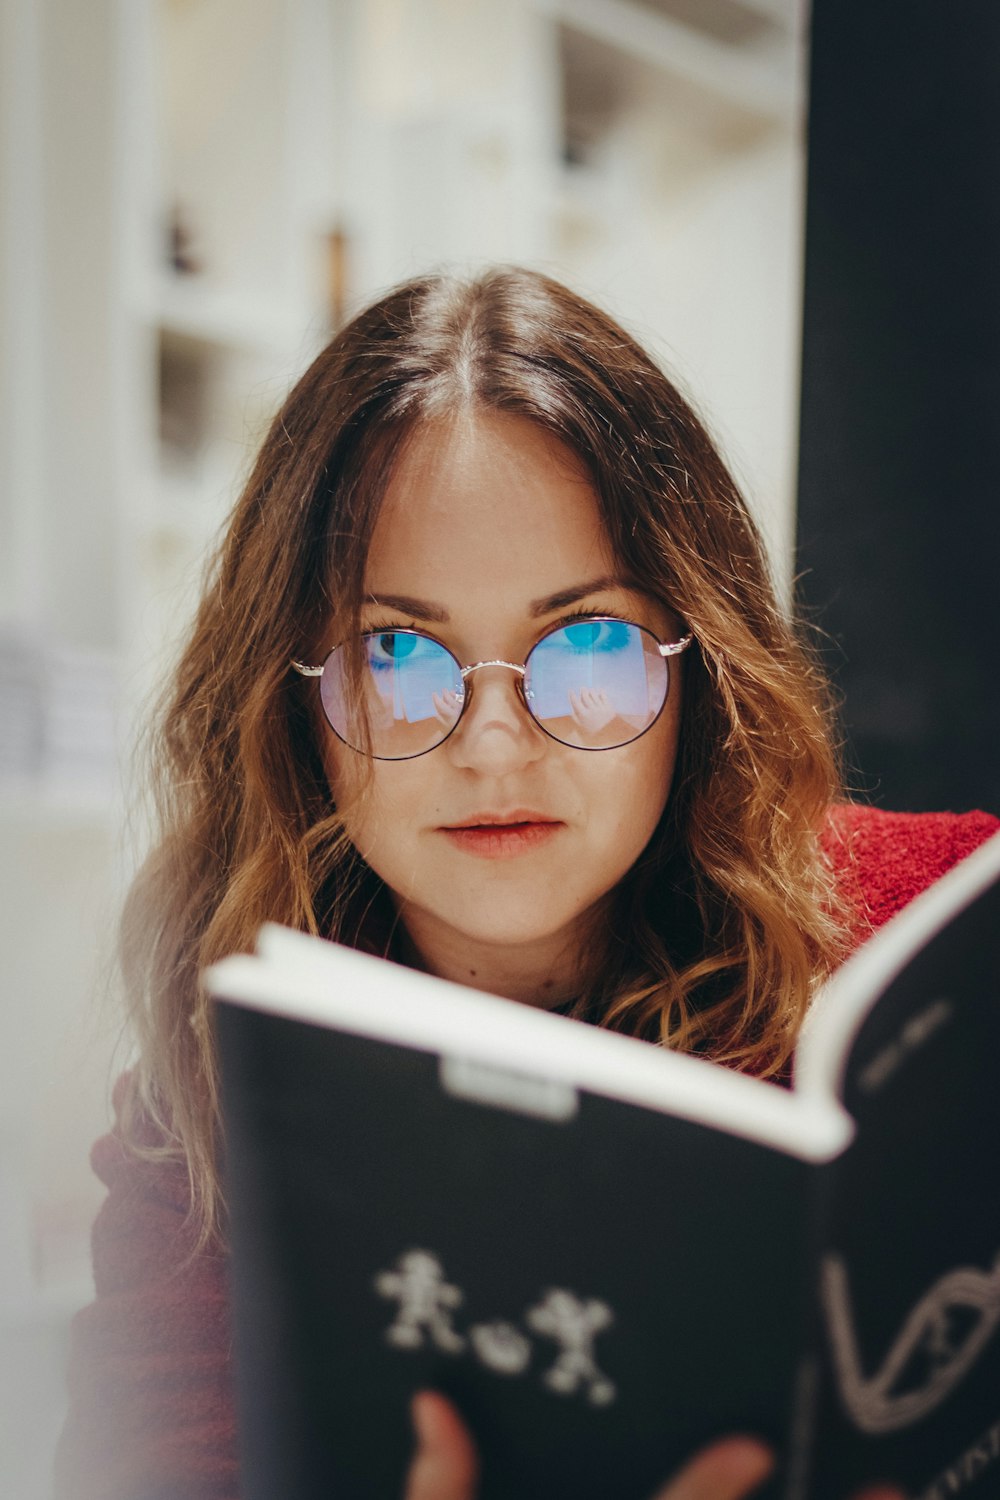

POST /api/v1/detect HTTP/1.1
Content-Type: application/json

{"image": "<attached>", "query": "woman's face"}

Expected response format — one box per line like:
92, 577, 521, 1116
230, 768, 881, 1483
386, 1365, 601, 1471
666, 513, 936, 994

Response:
321, 410, 684, 1002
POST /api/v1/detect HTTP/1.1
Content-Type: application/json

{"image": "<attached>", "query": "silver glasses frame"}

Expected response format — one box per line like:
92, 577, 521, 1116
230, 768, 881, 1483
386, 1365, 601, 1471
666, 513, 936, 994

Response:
292, 617, 694, 758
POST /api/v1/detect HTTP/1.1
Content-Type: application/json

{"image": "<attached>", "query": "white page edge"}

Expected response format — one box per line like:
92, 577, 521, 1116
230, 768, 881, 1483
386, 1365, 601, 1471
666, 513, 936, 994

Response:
206, 926, 852, 1164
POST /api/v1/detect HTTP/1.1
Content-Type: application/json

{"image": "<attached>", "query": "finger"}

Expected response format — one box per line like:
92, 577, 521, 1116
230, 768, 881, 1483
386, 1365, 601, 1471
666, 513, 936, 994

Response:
403, 1390, 479, 1500
650, 1436, 774, 1500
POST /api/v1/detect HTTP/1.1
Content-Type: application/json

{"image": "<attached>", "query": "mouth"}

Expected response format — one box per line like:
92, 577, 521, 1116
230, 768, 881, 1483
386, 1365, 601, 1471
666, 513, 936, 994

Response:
440, 812, 564, 859
445, 811, 561, 830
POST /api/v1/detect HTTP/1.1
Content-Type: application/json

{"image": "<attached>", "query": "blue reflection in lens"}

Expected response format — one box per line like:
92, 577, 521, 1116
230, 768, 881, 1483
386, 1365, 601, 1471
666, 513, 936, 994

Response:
368, 631, 427, 668
561, 619, 632, 654
527, 620, 651, 725
384, 632, 416, 658
364, 632, 462, 725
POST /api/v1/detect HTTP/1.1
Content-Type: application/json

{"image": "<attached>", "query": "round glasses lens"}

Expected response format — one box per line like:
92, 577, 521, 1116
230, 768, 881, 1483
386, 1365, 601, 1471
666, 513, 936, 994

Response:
523, 620, 669, 749
319, 632, 465, 758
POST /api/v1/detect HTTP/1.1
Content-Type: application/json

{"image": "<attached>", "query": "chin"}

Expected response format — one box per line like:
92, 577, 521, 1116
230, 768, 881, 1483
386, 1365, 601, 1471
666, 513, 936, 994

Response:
417, 895, 596, 953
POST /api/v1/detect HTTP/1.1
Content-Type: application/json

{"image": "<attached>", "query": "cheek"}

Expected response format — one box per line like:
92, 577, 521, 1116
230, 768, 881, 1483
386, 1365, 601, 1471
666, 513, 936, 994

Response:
320, 735, 378, 845
600, 709, 680, 842
322, 736, 427, 871
612, 749, 671, 835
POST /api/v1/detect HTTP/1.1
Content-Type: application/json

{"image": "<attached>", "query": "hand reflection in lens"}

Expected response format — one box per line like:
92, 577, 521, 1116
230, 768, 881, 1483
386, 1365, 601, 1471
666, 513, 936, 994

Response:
568, 687, 616, 735
432, 689, 463, 730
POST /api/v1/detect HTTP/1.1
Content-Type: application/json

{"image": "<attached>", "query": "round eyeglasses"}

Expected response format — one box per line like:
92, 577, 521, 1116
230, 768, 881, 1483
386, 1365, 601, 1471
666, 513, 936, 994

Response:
292, 617, 693, 760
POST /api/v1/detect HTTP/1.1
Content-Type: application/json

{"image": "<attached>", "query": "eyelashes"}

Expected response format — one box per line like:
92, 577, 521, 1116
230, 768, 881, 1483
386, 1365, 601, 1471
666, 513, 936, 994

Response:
365, 618, 422, 637
361, 607, 631, 649
553, 607, 630, 628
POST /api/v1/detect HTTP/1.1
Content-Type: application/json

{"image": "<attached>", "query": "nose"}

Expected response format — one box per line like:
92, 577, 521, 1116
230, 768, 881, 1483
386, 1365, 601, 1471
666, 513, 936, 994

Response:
445, 664, 546, 773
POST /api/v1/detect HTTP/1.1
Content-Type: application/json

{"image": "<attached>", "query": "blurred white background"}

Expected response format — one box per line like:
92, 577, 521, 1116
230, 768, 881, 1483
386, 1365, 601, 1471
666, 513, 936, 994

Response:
0, 0, 806, 1493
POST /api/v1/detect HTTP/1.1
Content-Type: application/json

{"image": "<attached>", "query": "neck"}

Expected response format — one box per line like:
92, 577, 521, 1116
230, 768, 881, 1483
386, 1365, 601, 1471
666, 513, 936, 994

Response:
392, 908, 601, 1010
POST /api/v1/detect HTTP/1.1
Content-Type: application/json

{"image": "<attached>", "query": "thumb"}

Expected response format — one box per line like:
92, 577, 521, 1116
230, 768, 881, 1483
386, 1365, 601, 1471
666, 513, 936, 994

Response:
403, 1390, 480, 1500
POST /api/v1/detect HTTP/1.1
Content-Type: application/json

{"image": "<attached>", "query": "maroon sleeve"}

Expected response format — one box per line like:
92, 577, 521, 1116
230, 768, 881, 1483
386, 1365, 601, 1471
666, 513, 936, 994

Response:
54, 1083, 239, 1500
822, 803, 1000, 948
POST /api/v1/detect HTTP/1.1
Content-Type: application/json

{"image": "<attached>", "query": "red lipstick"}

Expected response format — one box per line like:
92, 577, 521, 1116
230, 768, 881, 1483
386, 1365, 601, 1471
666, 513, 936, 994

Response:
441, 811, 563, 859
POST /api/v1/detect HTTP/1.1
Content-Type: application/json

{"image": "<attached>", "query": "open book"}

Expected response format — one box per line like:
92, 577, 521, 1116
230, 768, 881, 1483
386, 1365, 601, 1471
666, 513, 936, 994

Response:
207, 831, 1000, 1500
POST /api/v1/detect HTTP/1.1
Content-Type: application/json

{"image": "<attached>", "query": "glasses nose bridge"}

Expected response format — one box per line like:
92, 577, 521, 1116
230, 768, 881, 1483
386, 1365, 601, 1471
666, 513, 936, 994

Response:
459, 658, 526, 683
457, 657, 535, 729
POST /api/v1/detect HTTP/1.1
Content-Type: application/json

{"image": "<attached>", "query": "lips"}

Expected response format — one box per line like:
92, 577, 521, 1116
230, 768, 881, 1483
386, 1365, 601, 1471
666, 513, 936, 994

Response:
445, 810, 560, 830
440, 812, 564, 859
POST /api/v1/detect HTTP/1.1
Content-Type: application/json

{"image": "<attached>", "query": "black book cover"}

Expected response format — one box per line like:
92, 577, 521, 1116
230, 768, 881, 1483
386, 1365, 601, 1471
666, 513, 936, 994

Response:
798, 846, 1000, 1499
210, 832, 1000, 1500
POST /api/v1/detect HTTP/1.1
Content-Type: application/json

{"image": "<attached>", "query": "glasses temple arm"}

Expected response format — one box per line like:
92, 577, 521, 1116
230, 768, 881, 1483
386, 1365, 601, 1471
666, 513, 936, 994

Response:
658, 634, 694, 658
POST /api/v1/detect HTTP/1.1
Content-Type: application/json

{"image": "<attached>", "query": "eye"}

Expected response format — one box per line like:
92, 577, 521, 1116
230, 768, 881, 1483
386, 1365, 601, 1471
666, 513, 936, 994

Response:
364, 630, 444, 672
560, 618, 632, 653
372, 631, 419, 661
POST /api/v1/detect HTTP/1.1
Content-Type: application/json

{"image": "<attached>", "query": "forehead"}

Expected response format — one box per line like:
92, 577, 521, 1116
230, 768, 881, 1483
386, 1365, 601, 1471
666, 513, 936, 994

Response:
364, 412, 615, 605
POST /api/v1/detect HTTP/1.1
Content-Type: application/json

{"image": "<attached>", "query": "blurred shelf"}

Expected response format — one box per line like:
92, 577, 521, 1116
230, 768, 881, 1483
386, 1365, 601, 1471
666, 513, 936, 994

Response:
133, 273, 304, 357
537, 0, 797, 125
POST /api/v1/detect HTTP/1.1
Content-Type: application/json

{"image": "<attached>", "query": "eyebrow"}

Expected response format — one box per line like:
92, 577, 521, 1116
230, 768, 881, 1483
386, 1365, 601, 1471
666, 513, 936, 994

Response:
363, 575, 639, 623
529, 575, 637, 618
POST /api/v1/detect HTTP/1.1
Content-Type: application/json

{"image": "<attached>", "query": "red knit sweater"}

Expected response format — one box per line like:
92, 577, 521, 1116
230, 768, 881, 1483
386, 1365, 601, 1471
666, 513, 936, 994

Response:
54, 805, 999, 1500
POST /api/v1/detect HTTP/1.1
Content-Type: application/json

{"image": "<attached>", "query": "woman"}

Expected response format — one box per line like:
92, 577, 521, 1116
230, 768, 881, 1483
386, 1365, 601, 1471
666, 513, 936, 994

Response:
56, 266, 994, 1500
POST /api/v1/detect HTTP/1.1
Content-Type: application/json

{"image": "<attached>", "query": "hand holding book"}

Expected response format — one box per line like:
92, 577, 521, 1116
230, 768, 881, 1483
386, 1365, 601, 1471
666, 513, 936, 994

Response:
401, 1392, 904, 1500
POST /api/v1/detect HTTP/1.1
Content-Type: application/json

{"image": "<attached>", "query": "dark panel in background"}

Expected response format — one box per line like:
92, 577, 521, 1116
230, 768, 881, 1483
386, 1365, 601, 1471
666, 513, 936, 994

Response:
796, 0, 1000, 813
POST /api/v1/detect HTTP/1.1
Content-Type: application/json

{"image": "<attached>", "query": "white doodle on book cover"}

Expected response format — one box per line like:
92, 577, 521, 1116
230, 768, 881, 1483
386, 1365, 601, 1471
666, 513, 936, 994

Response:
822, 1251, 1000, 1434
375, 1249, 617, 1404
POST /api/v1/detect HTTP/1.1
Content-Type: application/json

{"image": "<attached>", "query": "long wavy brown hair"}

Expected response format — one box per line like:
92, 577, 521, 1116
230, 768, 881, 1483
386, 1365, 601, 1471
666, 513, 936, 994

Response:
120, 266, 848, 1242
